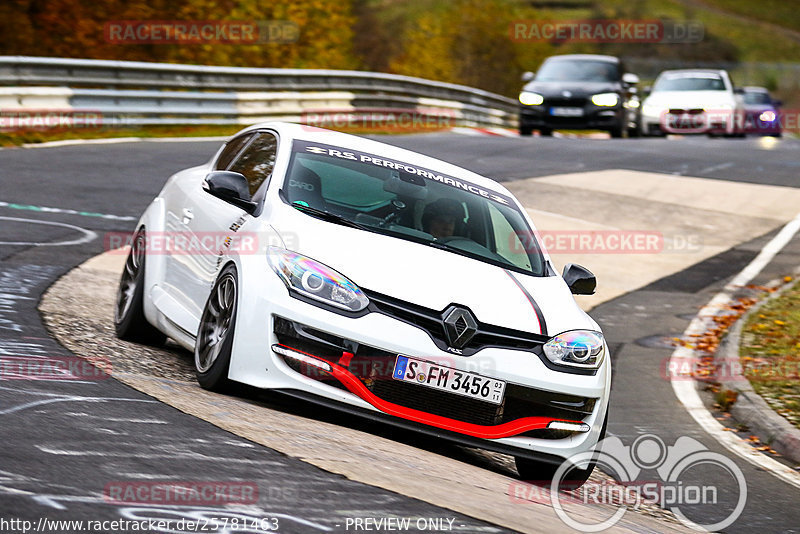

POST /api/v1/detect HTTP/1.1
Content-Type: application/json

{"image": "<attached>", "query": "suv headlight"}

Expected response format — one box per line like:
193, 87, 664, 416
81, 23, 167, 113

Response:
543, 330, 605, 369
267, 246, 369, 312
591, 93, 619, 107
519, 92, 544, 106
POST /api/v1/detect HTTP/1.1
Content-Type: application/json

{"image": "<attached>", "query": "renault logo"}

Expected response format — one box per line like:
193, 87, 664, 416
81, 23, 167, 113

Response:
442, 306, 478, 349
562, 90, 572, 98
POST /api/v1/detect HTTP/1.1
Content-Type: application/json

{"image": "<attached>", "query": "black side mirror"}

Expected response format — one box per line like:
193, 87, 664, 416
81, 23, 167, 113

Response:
774, 99, 783, 107
205, 171, 257, 213
562, 263, 596, 295
734, 87, 744, 95
643, 86, 652, 96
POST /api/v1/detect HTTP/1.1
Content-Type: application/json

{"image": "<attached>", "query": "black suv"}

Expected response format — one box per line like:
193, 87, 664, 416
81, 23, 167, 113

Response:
518, 54, 639, 137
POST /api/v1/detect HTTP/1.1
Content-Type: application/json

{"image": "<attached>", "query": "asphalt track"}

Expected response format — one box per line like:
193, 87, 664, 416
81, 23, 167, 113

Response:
1, 133, 799, 533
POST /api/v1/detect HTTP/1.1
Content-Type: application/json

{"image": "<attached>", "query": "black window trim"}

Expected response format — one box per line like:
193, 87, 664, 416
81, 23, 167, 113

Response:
209, 128, 281, 218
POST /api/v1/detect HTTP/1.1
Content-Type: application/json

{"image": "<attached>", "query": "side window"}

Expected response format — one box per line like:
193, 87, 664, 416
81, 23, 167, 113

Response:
215, 134, 253, 171
228, 132, 278, 196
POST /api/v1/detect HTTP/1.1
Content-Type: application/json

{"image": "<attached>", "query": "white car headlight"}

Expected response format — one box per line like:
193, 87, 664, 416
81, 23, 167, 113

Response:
642, 103, 662, 116
543, 330, 605, 369
591, 93, 619, 107
267, 246, 369, 312
519, 92, 544, 106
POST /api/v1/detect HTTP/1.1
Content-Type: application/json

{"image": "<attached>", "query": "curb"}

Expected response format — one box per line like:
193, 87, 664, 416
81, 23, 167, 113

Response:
717, 275, 800, 464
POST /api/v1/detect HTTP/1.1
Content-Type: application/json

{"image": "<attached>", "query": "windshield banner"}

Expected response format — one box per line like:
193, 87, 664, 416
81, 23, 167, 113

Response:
291, 139, 516, 208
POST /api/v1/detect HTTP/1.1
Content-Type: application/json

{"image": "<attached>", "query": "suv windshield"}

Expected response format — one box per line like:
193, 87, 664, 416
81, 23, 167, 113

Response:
283, 140, 546, 276
654, 73, 726, 92
536, 59, 619, 82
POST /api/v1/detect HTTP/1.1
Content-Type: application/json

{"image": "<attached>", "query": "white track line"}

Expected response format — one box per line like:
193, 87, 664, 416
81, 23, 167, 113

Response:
670, 211, 800, 489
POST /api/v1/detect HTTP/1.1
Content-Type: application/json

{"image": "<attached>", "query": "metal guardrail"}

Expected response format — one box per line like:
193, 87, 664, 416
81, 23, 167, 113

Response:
0, 56, 518, 128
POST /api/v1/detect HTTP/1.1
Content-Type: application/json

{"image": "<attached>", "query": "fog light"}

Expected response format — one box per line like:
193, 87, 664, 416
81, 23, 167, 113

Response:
272, 345, 332, 372
547, 421, 591, 432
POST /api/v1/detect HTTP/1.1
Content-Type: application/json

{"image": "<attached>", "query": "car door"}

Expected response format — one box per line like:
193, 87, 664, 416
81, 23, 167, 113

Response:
159, 132, 254, 335
176, 130, 279, 327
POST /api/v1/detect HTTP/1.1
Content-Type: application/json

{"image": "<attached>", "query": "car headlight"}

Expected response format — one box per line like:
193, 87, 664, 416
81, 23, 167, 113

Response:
759, 110, 776, 122
519, 92, 544, 106
543, 330, 605, 369
591, 93, 619, 107
642, 103, 662, 116
267, 246, 369, 312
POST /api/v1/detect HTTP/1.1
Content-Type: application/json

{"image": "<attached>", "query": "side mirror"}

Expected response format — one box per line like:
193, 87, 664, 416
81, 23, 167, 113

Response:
205, 171, 257, 213
562, 263, 596, 295
521, 71, 535, 82
642, 85, 652, 96
773, 99, 783, 107
734, 87, 744, 95
622, 73, 639, 85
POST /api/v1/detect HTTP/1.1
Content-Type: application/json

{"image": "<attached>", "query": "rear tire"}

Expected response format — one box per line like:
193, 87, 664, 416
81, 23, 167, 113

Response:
195, 264, 239, 391
114, 228, 166, 345
539, 127, 553, 137
519, 124, 533, 136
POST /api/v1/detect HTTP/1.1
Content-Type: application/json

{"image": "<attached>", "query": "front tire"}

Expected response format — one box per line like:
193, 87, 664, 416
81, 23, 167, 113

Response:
539, 127, 553, 137
114, 228, 166, 345
515, 412, 608, 489
195, 264, 239, 391
519, 124, 533, 136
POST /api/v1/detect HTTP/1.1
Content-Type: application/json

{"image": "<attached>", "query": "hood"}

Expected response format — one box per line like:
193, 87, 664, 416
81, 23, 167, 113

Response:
644, 91, 736, 109
523, 81, 620, 99
274, 207, 595, 337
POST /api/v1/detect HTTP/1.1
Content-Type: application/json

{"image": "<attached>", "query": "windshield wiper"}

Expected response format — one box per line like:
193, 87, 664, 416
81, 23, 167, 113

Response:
290, 203, 367, 230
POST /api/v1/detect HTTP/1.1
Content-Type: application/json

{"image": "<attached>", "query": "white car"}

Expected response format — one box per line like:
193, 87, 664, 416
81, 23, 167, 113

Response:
114, 122, 610, 484
640, 69, 746, 137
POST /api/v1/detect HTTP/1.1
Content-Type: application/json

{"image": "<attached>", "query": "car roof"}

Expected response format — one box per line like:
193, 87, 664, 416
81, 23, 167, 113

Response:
235, 122, 513, 196
544, 54, 619, 63
742, 86, 769, 92
659, 68, 727, 76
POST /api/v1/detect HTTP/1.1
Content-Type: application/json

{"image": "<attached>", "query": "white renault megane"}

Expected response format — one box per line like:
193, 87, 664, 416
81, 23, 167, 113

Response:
114, 122, 609, 484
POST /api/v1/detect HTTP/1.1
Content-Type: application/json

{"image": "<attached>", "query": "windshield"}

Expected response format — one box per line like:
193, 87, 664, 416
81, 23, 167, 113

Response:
743, 91, 772, 105
536, 59, 619, 82
283, 140, 546, 276
654, 73, 726, 92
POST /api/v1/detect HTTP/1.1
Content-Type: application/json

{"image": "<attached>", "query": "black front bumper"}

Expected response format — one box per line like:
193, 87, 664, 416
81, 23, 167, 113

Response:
520, 106, 624, 130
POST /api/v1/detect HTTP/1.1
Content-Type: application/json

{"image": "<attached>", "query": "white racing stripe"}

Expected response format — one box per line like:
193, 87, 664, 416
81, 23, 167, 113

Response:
670, 211, 800, 489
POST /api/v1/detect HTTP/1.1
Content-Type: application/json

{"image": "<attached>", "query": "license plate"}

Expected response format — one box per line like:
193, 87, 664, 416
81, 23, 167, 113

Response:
550, 107, 584, 117
392, 355, 506, 405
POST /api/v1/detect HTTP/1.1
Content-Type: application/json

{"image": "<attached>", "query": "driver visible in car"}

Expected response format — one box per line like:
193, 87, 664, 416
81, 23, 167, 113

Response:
422, 198, 464, 239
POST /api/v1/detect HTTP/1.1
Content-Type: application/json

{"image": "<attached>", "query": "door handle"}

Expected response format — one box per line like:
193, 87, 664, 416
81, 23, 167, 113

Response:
181, 208, 194, 224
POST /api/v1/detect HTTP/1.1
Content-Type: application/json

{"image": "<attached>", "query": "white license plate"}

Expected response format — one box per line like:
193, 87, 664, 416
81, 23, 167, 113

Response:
550, 107, 584, 117
392, 355, 506, 405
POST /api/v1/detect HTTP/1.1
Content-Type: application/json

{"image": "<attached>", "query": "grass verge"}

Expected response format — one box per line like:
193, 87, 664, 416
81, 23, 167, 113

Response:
0, 123, 452, 148
740, 277, 800, 429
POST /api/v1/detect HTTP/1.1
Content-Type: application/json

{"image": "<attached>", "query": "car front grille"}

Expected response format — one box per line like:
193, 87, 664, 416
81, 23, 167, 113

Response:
546, 97, 588, 107
363, 289, 548, 357
272, 317, 597, 436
